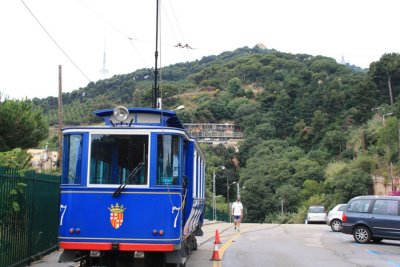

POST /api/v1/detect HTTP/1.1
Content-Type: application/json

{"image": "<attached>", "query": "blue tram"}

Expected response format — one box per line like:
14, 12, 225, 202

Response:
58, 106, 206, 266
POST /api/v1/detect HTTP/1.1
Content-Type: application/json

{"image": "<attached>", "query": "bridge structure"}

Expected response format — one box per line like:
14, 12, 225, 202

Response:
183, 123, 244, 145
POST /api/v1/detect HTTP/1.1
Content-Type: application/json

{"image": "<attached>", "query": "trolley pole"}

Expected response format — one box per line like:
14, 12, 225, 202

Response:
57, 65, 63, 169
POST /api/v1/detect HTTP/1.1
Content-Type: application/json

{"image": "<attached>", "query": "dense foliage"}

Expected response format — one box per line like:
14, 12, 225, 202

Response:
0, 99, 48, 152
14, 46, 400, 222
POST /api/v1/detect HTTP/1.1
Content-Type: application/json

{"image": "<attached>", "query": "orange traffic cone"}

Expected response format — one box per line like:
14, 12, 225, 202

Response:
210, 243, 221, 261
210, 230, 222, 261
215, 229, 221, 244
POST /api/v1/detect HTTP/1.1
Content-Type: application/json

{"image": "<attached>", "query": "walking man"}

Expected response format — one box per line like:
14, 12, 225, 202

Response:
231, 198, 243, 231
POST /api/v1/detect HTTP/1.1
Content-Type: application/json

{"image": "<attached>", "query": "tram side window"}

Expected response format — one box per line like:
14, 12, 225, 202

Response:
157, 135, 180, 185
62, 134, 83, 184
90, 134, 148, 185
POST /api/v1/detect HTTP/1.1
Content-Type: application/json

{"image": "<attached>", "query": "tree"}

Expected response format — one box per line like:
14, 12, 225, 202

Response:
322, 130, 348, 157
275, 184, 300, 212
310, 110, 329, 145
241, 177, 274, 222
0, 100, 48, 152
227, 78, 246, 97
299, 180, 323, 202
376, 117, 399, 163
0, 148, 32, 170
324, 162, 372, 204
369, 53, 400, 105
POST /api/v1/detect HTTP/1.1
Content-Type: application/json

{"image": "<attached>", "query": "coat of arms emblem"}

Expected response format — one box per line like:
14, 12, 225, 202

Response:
108, 203, 126, 229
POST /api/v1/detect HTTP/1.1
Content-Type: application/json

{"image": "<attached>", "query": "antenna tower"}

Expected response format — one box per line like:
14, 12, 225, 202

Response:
100, 34, 109, 76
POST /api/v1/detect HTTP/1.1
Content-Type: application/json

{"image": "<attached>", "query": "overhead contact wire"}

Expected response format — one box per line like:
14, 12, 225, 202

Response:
77, 0, 148, 67
20, 0, 92, 83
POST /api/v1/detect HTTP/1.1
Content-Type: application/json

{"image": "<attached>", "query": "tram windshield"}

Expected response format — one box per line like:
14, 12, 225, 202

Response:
89, 134, 148, 185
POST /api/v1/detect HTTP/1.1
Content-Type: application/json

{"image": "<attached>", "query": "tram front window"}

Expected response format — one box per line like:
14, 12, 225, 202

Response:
90, 134, 148, 185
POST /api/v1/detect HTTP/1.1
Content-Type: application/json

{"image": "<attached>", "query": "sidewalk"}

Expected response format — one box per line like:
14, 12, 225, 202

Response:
29, 220, 231, 266
197, 220, 232, 245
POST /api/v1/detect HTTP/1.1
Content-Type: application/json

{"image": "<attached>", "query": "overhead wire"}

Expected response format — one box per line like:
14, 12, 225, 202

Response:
164, 0, 197, 62
156, 1, 184, 221
166, 0, 186, 45
160, 1, 188, 62
77, 0, 148, 67
20, 0, 92, 83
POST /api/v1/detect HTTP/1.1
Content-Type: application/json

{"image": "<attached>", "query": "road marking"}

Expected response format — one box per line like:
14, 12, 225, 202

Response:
212, 228, 244, 267
367, 250, 380, 255
350, 242, 400, 266
387, 259, 400, 267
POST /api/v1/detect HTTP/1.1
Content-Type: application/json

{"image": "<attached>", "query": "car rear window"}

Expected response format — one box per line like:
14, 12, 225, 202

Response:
309, 207, 325, 213
347, 199, 372, 213
338, 204, 347, 211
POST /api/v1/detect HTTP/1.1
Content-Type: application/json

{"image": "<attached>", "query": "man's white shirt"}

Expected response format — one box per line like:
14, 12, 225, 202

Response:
232, 201, 243, 216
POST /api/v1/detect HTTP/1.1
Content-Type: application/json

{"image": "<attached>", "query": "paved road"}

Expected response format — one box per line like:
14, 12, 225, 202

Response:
29, 220, 231, 267
31, 222, 400, 267
221, 223, 400, 267
188, 223, 400, 267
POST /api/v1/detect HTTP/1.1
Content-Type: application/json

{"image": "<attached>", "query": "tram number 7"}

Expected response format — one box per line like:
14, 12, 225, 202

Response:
59, 205, 67, 226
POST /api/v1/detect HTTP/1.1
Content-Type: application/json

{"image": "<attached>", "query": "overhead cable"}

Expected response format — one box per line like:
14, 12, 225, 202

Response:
20, 0, 92, 83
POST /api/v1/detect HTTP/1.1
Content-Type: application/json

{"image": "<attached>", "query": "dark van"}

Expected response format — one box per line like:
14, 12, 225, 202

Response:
342, 195, 400, 243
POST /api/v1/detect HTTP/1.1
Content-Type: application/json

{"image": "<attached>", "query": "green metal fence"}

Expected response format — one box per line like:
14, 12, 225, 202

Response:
0, 167, 60, 267
203, 204, 229, 222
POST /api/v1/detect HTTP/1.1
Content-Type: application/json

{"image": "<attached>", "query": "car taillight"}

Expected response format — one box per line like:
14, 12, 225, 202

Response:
342, 213, 347, 222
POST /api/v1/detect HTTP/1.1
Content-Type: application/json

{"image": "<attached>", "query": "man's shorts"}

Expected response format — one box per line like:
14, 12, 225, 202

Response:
234, 215, 241, 220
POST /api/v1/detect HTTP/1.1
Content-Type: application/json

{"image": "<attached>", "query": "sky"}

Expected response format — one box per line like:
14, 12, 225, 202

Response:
1, 0, 400, 100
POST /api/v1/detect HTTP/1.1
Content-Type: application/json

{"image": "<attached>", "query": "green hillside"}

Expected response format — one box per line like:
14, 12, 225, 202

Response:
31, 46, 400, 223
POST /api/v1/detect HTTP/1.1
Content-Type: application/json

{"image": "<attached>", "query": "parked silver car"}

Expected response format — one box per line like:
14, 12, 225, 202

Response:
326, 203, 347, 232
306, 205, 326, 224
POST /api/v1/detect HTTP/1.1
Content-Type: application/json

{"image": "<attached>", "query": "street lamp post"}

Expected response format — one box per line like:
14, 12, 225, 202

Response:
212, 171, 216, 221
391, 162, 394, 192
172, 105, 185, 111
227, 181, 237, 223
212, 166, 225, 221
383, 112, 393, 126
279, 198, 284, 215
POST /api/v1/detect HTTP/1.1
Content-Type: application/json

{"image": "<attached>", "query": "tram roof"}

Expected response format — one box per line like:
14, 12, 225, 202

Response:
94, 107, 184, 129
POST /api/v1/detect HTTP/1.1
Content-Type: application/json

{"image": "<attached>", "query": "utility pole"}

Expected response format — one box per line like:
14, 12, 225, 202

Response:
213, 171, 216, 221
227, 181, 236, 223
398, 124, 400, 162
212, 166, 225, 221
58, 65, 63, 170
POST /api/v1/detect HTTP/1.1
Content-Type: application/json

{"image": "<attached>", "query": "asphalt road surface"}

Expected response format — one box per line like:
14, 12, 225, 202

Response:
31, 222, 400, 267
188, 223, 400, 267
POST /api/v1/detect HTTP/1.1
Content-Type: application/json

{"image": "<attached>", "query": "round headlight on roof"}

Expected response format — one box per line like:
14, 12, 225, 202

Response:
113, 106, 129, 121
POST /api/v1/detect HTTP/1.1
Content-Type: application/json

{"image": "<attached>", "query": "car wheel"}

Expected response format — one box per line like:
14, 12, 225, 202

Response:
353, 226, 371, 243
330, 219, 342, 232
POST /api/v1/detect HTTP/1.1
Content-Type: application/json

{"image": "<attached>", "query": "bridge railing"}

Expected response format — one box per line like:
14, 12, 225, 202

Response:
0, 167, 60, 267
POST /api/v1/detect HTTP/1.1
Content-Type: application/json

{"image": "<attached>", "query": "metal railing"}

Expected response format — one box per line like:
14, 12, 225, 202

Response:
0, 167, 60, 267
203, 204, 229, 222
